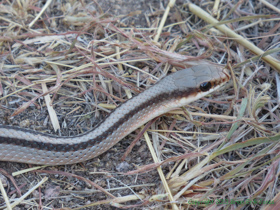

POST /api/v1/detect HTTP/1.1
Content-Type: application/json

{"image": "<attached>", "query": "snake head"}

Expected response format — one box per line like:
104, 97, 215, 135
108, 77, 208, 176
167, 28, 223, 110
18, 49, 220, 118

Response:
172, 64, 230, 94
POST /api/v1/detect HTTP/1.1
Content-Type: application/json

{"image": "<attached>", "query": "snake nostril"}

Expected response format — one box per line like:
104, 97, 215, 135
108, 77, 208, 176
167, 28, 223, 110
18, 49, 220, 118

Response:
199, 82, 212, 92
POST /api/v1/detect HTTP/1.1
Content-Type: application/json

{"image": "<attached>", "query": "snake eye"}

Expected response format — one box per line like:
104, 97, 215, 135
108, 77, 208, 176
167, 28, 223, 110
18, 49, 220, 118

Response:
200, 82, 212, 92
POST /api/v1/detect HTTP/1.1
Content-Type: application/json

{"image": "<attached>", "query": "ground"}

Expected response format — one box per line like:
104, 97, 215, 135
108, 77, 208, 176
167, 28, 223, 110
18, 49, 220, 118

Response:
0, 0, 279, 209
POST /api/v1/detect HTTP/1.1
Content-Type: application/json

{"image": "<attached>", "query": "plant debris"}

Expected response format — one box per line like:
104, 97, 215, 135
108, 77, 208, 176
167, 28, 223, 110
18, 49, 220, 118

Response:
0, 0, 279, 209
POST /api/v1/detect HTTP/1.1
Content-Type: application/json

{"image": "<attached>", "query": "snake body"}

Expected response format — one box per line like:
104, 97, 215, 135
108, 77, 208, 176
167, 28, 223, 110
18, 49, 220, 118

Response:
0, 64, 229, 165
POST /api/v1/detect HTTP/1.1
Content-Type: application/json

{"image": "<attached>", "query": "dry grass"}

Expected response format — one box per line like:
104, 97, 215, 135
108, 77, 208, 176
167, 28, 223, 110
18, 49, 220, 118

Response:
0, 0, 280, 209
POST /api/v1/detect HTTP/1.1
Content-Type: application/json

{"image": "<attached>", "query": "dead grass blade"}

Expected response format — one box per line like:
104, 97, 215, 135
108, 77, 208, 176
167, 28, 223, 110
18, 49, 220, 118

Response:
188, 3, 280, 72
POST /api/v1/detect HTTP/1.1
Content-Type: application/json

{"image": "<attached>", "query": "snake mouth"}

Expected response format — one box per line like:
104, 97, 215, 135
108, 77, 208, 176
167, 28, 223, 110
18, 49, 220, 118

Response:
214, 66, 230, 88
222, 67, 231, 82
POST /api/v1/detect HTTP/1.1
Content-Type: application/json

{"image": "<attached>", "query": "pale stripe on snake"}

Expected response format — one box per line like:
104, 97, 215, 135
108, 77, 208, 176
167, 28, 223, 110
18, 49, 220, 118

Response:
0, 64, 230, 165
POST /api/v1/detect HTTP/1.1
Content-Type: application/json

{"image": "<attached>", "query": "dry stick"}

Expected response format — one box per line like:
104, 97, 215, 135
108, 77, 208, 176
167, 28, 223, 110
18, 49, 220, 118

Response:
188, 3, 280, 72
259, 0, 280, 14
143, 132, 179, 210
154, 0, 176, 42
29, 0, 53, 28
0, 178, 12, 210
213, 0, 221, 16
42, 82, 61, 132
9, 177, 48, 209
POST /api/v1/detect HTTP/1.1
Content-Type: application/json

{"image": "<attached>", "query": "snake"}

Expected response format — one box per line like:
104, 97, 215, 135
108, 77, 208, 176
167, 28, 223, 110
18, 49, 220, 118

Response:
0, 64, 230, 165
